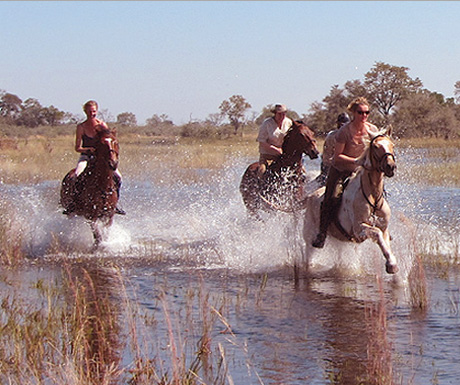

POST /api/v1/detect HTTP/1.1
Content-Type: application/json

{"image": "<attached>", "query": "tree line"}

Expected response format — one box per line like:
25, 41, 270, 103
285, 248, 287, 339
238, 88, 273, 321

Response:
2, 61, 460, 138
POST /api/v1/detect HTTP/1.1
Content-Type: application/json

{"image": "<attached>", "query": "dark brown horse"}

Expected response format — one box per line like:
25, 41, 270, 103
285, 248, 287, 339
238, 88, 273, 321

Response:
240, 121, 319, 218
60, 127, 120, 247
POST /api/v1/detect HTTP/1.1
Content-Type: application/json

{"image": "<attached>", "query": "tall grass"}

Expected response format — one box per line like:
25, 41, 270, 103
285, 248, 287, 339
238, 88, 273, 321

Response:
0, 133, 260, 185
0, 260, 245, 384
2, 130, 460, 187
0, 202, 26, 267
364, 277, 398, 385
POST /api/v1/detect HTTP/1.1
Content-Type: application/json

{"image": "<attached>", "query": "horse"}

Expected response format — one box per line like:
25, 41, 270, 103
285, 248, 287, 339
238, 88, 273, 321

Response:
60, 127, 120, 248
302, 129, 399, 274
239, 120, 319, 219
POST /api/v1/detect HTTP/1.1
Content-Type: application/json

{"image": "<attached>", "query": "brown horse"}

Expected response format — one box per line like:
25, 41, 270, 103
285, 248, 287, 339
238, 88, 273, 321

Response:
303, 129, 399, 274
60, 127, 120, 247
240, 121, 319, 218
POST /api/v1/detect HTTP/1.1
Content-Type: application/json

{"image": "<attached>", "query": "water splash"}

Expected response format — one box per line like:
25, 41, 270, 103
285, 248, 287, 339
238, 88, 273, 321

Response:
0, 154, 458, 276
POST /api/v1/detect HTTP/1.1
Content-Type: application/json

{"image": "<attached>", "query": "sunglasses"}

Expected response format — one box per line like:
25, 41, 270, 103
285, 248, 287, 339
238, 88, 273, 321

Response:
357, 110, 370, 116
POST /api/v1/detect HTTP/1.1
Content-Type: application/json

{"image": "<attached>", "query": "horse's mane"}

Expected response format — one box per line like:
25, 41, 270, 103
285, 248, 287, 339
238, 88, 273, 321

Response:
283, 120, 314, 146
97, 126, 117, 139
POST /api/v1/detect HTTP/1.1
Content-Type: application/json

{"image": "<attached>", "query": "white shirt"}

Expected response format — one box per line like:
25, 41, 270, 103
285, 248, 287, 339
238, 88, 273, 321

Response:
257, 117, 293, 156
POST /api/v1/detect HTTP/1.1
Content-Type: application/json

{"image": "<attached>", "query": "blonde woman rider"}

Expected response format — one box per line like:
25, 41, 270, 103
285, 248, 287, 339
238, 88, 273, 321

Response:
63, 100, 125, 215
312, 97, 378, 248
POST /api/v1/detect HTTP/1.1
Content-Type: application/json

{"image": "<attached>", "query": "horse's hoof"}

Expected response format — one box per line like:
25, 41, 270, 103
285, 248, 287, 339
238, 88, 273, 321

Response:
385, 263, 399, 274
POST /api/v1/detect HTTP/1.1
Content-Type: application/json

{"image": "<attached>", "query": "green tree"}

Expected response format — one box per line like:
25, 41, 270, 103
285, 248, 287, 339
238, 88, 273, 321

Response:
146, 113, 173, 127
393, 91, 459, 138
16, 98, 45, 127
42, 105, 65, 126
219, 95, 251, 135
0, 91, 22, 122
454, 80, 460, 104
116, 112, 137, 127
205, 112, 225, 126
364, 62, 423, 122
305, 101, 328, 135
304, 86, 350, 135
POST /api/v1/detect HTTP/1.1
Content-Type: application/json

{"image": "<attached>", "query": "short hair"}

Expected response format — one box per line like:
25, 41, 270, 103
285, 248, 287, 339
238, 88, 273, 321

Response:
337, 112, 350, 125
347, 97, 369, 113
83, 100, 98, 111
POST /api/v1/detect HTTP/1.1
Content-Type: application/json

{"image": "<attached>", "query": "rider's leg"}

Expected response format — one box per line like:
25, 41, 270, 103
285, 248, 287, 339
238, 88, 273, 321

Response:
312, 167, 342, 248
257, 154, 268, 178
113, 169, 126, 215
63, 157, 87, 215
74, 159, 88, 178
257, 154, 277, 178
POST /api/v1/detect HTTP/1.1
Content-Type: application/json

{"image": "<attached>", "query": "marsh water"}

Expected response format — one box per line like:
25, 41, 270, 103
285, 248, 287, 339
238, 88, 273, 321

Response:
1, 145, 460, 384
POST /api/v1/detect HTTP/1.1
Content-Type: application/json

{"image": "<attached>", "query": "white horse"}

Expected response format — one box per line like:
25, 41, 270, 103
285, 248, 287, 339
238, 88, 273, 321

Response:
303, 130, 399, 274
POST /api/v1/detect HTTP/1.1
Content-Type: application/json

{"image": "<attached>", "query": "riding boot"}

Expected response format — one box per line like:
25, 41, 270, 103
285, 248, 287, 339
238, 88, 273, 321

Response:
312, 201, 333, 248
113, 173, 126, 215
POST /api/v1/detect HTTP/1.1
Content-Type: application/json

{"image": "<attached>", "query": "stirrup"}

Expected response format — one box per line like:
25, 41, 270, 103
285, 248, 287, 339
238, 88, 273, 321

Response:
115, 207, 126, 215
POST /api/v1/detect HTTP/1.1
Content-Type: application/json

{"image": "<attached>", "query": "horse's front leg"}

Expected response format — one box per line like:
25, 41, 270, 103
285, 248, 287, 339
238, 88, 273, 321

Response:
89, 221, 102, 250
361, 224, 398, 274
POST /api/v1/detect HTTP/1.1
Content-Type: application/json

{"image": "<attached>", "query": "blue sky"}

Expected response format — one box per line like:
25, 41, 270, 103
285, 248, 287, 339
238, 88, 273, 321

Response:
1, 1, 460, 124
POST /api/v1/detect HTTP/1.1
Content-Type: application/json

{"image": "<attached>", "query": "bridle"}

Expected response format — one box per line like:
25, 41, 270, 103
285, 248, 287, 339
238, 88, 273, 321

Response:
360, 135, 395, 213
369, 135, 395, 173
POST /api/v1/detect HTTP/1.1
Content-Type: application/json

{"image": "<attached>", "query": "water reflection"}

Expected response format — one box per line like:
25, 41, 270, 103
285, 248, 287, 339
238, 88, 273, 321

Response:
65, 261, 123, 384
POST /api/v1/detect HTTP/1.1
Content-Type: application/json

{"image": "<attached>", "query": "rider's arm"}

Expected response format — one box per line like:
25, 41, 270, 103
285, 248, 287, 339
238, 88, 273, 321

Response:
333, 141, 357, 172
257, 120, 283, 155
259, 141, 282, 155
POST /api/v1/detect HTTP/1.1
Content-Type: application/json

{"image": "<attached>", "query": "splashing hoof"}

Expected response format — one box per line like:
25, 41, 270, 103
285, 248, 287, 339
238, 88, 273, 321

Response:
385, 262, 399, 274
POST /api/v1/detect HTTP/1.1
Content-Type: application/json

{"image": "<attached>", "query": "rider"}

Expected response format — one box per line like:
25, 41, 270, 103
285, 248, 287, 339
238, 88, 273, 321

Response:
256, 104, 293, 177
316, 112, 351, 186
312, 97, 379, 248
63, 100, 125, 215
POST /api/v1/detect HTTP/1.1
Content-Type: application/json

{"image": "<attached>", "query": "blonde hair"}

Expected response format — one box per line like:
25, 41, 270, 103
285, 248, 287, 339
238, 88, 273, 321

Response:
83, 100, 98, 112
347, 97, 369, 113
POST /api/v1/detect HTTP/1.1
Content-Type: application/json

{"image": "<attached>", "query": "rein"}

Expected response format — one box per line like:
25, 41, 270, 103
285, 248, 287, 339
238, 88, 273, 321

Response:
360, 135, 393, 214
360, 175, 384, 214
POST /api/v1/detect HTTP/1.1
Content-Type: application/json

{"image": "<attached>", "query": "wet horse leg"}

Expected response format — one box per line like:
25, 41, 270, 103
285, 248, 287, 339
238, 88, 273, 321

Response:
362, 224, 399, 274
89, 221, 102, 250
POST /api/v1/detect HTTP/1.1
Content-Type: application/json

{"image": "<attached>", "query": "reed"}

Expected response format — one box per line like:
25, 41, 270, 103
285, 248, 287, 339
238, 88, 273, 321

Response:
364, 277, 399, 385
408, 254, 429, 312
0, 258, 243, 384
0, 202, 26, 267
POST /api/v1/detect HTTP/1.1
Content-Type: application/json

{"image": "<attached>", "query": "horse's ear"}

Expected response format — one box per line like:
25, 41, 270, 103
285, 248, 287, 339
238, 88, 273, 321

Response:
109, 126, 118, 137
384, 124, 393, 138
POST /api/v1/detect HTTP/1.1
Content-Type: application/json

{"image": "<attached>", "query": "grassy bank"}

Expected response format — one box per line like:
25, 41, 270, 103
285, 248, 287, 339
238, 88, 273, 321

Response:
1, 128, 459, 186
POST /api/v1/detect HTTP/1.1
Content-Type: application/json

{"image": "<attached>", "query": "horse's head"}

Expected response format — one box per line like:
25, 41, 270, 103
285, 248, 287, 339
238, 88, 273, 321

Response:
365, 131, 396, 177
283, 121, 319, 160
95, 127, 119, 171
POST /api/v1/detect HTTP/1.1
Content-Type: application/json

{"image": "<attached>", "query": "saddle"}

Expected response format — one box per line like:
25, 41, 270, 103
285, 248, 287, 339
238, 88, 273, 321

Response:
329, 177, 358, 242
